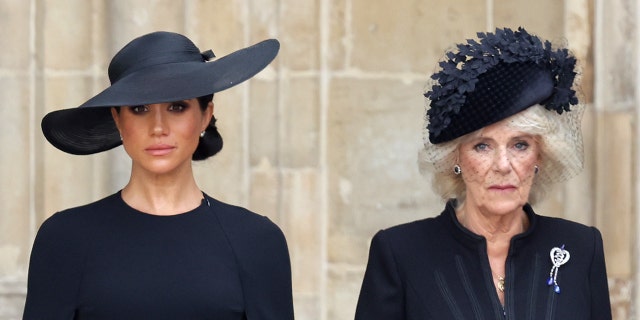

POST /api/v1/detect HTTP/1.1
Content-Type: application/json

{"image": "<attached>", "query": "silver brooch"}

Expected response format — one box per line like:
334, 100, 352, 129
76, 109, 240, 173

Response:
547, 245, 570, 293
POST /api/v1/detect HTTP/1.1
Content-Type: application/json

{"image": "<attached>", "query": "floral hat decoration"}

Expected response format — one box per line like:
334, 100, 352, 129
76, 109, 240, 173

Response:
424, 27, 578, 144
421, 27, 586, 186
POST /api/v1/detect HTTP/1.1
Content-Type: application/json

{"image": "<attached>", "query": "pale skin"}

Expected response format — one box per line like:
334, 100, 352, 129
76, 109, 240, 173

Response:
110, 99, 213, 216
454, 117, 540, 305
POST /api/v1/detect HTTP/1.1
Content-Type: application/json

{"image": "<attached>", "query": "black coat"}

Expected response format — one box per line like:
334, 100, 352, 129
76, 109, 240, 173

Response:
355, 201, 611, 320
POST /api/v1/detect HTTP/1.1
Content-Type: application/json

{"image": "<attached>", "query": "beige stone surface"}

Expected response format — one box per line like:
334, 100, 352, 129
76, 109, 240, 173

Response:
0, 76, 31, 275
43, 0, 94, 69
189, 0, 244, 45
0, 1, 31, 69
0, 279, 26, 320
248, 163, 279, 221
326, 266, 364, 320
610, 277, 633, 320
595, 111, 634, 277
293, 292, 321, 320
350, 0, 486, 73
108, 0, 185, 39
247, 0, 280, 42
565, 0, 595, 104
280, 76, 320, 167
327, 0, 348, 70
327, 77, 437, 265
0, 1, 637, 320
249, 80, 280, 167
280, 0, 320, 71
196, 87, 248, 206
493, 0, 565, 40
281, 170, 322, 293
596, 0, 637, 109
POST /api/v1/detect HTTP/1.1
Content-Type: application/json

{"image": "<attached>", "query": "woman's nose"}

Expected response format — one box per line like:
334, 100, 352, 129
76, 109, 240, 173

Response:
149, 105, 168, 135
493, 148, 512, 172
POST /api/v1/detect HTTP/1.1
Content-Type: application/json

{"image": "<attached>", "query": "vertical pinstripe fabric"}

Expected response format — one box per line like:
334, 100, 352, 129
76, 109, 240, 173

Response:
525, 254, 541, 319
455, 255, 485, 319
435, 270, 465, 320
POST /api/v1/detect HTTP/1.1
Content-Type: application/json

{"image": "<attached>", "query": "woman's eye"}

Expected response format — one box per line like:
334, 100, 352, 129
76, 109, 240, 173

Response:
514, 141, 529, 150
168, 103, 186, 112
130, 105, 147, 113
474, 143, 488, 151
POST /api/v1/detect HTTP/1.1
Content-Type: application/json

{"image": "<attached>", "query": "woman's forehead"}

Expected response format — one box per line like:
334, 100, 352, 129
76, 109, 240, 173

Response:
463, 122, 534, 141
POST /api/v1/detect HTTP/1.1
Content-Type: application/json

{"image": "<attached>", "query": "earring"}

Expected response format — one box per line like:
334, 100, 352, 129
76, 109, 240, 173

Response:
453, 164, 462, 175
534, 165, 539, 175
200, 131, 206, 138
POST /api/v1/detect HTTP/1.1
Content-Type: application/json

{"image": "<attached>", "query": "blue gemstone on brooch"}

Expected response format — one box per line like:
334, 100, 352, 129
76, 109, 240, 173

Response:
548, 245, 570, 294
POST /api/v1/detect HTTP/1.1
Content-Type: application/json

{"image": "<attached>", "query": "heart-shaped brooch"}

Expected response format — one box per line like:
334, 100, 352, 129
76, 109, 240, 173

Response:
547, 244, 570, 293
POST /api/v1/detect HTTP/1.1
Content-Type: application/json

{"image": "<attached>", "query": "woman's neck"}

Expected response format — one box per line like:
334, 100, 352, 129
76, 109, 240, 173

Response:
455, 202, 529, 306
121, 164, 204, 216
455, 201, 529, 267
455, 202, 528, 243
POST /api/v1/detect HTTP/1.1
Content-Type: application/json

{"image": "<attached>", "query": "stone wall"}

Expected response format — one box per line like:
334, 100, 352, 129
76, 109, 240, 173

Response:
0, 0, 637, 319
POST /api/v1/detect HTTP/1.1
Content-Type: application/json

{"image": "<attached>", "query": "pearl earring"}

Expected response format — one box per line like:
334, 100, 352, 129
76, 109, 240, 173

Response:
200, 131, 206, 138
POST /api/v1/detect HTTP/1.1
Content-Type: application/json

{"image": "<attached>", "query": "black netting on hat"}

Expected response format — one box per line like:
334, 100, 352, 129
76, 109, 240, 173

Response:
420, 103, 585, 199
420, 27, 585, 198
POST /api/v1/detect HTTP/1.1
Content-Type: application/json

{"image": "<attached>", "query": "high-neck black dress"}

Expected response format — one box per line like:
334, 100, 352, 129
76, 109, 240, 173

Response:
23, 192, 294, 320
355, 200, 611, 320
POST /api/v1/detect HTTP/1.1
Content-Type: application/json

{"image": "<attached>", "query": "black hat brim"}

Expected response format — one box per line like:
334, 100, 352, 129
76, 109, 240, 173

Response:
42, 38, 279, 155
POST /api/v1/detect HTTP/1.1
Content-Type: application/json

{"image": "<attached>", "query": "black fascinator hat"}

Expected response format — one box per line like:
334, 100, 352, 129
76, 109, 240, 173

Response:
424, 27, 578, 144
42, 31, 280, 155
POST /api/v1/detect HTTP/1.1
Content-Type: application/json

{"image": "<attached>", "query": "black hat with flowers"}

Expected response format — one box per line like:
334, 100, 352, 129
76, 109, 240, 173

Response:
424, 27, 578, 144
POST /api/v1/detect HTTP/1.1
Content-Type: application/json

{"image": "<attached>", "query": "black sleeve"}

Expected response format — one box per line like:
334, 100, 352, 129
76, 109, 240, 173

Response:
23, 213, 84, 319
220, 211, 294, 320
589, 227, 612, 320
244, 217, 294, 320
355, 230, 405, 320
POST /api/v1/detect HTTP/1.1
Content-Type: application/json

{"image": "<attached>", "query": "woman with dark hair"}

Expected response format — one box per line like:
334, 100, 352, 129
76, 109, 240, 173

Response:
355, 27, 611, 319
24, 31, 294, 320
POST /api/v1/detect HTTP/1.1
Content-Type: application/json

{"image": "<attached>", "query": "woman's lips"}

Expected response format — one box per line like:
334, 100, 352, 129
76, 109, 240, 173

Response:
489, 185, 516, 191
145, 144, 175, 156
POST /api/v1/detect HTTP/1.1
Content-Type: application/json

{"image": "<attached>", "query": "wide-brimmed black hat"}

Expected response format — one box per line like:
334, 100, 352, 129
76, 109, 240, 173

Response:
424, 27, 578, 144
42, 31, 280, 155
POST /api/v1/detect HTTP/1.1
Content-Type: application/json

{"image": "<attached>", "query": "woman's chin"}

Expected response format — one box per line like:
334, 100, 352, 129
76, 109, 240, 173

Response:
480, 198, 527, 216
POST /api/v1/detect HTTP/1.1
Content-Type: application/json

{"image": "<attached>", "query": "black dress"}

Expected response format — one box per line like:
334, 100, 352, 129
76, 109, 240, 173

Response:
355, 200, 611, 320
23, 192, 294, 320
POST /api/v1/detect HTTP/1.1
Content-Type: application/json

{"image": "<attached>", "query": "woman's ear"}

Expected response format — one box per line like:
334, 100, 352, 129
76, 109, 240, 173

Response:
110, 107, 122, 134
202, 101, 214, 131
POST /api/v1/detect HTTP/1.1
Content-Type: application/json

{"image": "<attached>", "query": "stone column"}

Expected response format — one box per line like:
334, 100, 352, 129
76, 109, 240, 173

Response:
592, 0, 637, 318
0, 2, 36, 318
40, 0, 104, 215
